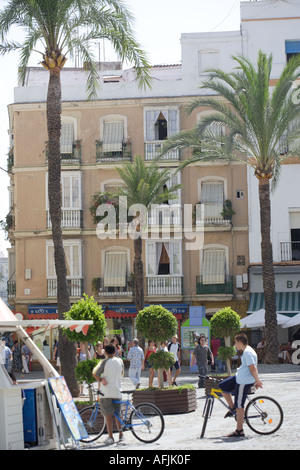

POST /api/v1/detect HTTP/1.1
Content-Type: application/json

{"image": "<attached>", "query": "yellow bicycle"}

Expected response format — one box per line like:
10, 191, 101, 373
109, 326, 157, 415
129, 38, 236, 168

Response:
200, 376, 283, 438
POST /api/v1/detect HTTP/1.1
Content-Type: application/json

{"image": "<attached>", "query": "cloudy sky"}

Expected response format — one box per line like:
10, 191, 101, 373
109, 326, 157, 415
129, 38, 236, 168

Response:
0, 0, 241, 255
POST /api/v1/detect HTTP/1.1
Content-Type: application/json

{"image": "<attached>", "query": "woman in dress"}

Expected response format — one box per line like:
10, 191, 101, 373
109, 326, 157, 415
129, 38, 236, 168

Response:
11, 340, 22, 372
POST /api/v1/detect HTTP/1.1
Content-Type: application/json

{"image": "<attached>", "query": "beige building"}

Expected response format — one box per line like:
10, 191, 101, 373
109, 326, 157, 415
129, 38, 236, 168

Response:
6, 57, 250, 362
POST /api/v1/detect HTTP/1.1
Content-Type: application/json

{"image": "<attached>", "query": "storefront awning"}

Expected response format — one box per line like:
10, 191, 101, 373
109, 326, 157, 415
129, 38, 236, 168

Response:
248, 292, 300, 316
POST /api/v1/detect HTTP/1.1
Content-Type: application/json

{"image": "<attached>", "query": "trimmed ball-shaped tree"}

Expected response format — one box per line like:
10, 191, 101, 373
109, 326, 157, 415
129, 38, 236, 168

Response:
63, 294, 107, 398
136, 305, 178, 388
210, 307, 241, 375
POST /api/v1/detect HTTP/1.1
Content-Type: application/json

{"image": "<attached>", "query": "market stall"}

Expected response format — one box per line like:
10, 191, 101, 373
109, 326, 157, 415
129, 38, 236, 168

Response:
0, 299, 92, 450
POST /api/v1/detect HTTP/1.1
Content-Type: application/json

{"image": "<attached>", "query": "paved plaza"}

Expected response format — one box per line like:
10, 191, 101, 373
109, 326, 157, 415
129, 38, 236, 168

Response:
15, 363, 300, 452
78, 363, 300, 452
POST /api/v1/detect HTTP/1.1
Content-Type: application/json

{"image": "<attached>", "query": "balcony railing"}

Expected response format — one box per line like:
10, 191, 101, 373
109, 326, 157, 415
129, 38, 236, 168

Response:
47, 209, 83, 229
281, 242, 300, 261
196, 275, 233, 295
144, 141, 180, 161
47, 278, 84, 297
147, 276, 183, 295
195, 202, 231, 225
96, 140, 132, 162
148, 204, 182, 226
96, 277, 134, 296
7, 280, 16, 299
45, 141, 81, 163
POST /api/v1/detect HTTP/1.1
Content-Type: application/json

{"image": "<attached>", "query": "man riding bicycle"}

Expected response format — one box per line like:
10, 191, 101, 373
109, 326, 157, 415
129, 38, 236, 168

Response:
218, 333, 263, 438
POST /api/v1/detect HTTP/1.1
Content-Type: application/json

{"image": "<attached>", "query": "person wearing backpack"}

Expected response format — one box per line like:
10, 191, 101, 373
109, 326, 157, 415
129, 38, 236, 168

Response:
192, 335, 214, 388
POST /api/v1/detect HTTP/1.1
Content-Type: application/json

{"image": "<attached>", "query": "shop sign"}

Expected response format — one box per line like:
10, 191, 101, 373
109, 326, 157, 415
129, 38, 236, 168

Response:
28, 305, 58, 315
287, 280, 300, 288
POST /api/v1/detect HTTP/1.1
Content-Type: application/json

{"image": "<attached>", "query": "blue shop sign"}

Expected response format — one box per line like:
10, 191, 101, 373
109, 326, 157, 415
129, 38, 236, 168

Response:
108, 304, 188, 315
28, 305, 58, 315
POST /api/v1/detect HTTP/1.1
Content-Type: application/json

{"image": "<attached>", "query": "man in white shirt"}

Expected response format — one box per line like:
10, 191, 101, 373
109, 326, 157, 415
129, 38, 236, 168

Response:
168, 335, 181, 386
219, 333, 263, 438
93, 344, 124, 445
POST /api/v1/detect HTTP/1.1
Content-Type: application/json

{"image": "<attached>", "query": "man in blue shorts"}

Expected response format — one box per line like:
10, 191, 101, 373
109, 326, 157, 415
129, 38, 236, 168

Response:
219, 333, 263, 437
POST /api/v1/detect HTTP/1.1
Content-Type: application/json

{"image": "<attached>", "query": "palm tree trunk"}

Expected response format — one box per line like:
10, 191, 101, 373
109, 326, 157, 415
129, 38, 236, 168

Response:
258, 178, 278, 363
47, 68, 79, 395
134, 234, 145, 349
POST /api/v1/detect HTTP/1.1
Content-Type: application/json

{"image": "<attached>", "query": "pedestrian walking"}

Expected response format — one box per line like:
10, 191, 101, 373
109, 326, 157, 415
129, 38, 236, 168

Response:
192, 334, 213, 388
127, 338, 144, 389
168, 335, 181, 386
11, 340, 22, 372
1, 338, 12, 371
21, 342, 31, 374
144, 340, 156, 387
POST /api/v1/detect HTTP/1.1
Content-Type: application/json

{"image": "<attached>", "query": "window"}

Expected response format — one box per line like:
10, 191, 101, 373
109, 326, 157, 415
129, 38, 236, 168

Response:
60, 117, 77, 154
146, 241, 182, 276
100, 115, 127, 153
285, 40, 300, 62
200, 180, 224, 221
145, 108, 179, 141
46, 172, 82, 227
201, 247, 226, 285
104, 252, 127, 287
46, 240, 83, 279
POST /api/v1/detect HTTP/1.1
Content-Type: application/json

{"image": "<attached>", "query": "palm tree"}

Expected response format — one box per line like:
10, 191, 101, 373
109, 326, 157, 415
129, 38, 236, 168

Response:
0, 0, 151, 394
114, 155, 181, 345
161, 51, 300, 363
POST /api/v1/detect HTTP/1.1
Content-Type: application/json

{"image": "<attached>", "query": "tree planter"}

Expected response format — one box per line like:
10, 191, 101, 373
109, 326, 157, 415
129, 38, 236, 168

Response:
132, 387, 197, 414
204, 376, 230, 396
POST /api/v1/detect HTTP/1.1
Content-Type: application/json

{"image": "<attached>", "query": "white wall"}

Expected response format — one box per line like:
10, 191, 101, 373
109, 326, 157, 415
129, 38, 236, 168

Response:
247, 164, 300, 264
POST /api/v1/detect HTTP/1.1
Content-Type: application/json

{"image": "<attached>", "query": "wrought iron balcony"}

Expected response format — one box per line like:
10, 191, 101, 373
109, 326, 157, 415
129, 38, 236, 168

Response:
196, 275, 233, 295
45, 140, 81, 163
95, 276, 134, 296
96, 140, 132, 162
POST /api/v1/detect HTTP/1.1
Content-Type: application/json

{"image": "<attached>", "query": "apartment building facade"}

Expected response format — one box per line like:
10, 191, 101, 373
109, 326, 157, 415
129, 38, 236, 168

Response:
6, 0, 300, 356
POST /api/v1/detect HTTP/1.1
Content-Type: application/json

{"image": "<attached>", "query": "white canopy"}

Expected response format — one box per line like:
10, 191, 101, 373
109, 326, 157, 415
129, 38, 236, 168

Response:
240, 309, 289, 328
0, 299, 93, 383
281, 312, 300, 328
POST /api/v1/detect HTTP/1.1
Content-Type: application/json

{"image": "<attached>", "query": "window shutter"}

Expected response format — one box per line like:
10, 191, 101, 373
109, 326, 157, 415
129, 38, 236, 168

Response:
146, 242, 156, 275
60, 122, 74, 154
201, 182, 224, 220
202, 249, 225, 284
103, 121, 124, 152
170, 241, 182, 275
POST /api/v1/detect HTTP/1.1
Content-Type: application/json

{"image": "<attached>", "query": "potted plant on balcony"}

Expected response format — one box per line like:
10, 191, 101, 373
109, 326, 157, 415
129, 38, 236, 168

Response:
221, 199, 235, 223
133, 304, 196, 414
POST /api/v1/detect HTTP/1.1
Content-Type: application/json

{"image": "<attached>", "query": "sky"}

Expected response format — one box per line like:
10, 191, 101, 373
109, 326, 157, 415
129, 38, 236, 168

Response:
0, 0, 241, 256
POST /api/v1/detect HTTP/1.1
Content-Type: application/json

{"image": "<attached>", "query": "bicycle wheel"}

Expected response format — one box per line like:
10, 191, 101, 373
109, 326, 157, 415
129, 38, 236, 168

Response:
129, 403, 165, 443
245, 396, 283, 435
200, 396, 213, 439
79, 405, 106, 443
